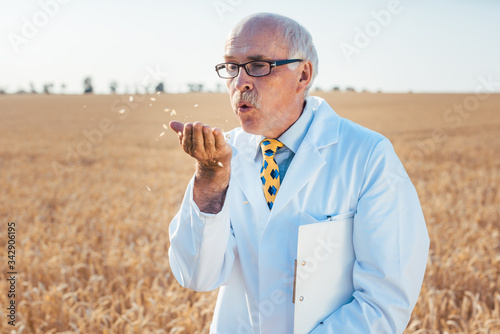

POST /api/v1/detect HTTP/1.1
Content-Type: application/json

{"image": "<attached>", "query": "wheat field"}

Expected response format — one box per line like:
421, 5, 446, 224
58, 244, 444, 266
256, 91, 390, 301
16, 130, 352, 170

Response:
0, 92, 499, 333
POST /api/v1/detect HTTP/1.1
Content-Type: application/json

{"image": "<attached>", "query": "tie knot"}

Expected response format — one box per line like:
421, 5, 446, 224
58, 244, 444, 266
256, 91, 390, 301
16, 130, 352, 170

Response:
260, 138, 283, 158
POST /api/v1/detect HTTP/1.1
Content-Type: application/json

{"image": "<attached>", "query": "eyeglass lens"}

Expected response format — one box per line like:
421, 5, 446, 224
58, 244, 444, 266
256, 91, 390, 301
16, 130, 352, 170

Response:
219, 61, 271, 78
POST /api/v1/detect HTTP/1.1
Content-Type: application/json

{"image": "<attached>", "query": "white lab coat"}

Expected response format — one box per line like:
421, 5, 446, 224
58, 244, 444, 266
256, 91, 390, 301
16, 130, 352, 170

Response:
168, 96, 429, 333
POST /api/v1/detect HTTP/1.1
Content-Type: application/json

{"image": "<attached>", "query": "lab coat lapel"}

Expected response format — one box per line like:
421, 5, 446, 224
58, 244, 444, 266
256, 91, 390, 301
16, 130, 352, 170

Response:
270, 135, 325, 217
270, 99, 341, 217
231, 143, 271, 221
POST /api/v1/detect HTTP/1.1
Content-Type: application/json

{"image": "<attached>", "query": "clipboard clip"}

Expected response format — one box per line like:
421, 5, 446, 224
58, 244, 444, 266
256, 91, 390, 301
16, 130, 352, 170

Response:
292, 259, 297, 303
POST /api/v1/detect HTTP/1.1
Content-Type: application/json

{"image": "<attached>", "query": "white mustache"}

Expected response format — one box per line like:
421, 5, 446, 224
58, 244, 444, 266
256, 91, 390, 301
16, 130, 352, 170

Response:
234, 91, 261, 109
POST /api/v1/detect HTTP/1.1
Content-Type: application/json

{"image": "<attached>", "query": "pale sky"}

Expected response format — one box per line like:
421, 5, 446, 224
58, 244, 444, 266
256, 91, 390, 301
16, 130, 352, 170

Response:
1, 0, 500, 94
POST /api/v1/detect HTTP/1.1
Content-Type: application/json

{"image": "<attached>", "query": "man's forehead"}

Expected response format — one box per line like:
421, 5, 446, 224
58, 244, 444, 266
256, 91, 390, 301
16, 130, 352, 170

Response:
224, 25, 287, 61
224, 41, 285, 59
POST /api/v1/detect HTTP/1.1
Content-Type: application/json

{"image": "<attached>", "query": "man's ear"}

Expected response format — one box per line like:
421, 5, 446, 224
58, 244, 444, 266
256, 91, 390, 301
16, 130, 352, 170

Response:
297, 60, 313, 92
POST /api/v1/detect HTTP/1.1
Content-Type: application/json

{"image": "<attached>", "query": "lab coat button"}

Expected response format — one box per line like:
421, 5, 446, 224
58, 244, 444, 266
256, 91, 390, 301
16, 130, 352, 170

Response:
299, 296, 304, 302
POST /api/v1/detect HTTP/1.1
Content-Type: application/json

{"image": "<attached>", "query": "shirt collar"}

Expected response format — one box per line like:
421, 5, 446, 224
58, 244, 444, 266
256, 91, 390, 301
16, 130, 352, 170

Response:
252, 99, 314, 158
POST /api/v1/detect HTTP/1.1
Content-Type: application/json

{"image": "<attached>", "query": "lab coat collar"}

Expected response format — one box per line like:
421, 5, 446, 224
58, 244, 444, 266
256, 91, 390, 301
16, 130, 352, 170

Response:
304, 96, 340, 148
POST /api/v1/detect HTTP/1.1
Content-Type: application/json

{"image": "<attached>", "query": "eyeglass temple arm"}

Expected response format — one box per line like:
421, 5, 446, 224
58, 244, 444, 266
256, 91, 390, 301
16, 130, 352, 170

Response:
273, 59, 303, 67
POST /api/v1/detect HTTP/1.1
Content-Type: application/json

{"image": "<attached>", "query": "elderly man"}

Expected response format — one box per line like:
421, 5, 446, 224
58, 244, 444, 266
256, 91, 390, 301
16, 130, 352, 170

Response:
168, 12, 429, 334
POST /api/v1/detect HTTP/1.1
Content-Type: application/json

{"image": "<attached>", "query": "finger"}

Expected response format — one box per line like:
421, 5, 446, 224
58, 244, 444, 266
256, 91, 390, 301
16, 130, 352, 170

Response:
213, 127, 227, 151
182, 123, 193, 154
169, 121, 184, 145
169, 121, 184, 135
192, 122, 205, 155
203, 125, 216, 153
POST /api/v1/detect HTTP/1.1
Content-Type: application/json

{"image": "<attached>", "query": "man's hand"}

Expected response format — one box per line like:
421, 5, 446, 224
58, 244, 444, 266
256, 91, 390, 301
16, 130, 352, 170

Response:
169, 121, 232, 168
169, 121, 232, 214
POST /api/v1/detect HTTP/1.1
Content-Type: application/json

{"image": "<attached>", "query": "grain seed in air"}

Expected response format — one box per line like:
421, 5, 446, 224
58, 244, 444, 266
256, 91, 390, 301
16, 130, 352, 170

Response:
146, 186, 151, 192
164, 108, 170, 112
118, 109, 126, 114
217, 162, 224, 167
171, 110, 177, 116
163, 124, 168, 129
243, 201, 249, 205
129, 96, 134, 102
159, 131, 165, 137
194, 104, 199, 107
150, 97, 156, 101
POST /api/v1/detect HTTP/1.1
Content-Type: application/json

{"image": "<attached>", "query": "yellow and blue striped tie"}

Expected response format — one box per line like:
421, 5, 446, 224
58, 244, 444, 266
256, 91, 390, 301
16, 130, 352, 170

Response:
260, 138, 284, 210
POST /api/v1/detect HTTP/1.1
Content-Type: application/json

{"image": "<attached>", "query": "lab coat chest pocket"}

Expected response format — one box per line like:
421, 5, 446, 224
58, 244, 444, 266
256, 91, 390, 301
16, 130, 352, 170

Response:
293, 211, 355, 334
299, 210, 355, 226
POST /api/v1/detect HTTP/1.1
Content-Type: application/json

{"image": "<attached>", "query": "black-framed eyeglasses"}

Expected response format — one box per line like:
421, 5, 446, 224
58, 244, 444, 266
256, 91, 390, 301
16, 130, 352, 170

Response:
215, 59, 303, 79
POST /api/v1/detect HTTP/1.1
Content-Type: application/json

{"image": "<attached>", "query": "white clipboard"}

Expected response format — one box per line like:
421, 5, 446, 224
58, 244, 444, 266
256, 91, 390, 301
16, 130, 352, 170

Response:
293, 212, 356, 333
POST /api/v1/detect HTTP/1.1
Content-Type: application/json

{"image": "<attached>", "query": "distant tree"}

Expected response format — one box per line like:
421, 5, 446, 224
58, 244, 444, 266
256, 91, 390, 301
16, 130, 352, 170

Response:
110, 81, 117, 94
332, 86, 340, 92
187, 83, 204, 92
43, 83, 54, 94
83, 77, 93, 94
61, 83, 67, 94
30, 82, 38, 94
216, 83, 224, 93
155, 82, 164, 93
345, 87, 356, 92
0, 87, 7, 94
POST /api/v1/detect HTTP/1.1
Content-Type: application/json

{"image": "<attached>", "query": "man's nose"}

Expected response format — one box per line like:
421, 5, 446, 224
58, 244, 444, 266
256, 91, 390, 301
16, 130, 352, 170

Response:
234, 67, 253, 92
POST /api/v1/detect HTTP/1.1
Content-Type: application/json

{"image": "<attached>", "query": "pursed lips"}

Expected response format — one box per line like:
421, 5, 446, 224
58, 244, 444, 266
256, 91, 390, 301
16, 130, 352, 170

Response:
237, 101, 255, 113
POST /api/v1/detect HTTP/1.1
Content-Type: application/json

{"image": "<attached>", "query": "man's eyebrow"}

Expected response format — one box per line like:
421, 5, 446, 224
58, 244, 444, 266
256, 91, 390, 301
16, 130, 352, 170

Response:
246, 55, 270, 61
223, 55, 272, 62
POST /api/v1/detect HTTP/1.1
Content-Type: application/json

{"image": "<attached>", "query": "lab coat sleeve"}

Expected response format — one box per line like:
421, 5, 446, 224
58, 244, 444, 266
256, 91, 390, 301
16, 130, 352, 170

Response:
168, 175, 237, 292
312, 138, 430, 333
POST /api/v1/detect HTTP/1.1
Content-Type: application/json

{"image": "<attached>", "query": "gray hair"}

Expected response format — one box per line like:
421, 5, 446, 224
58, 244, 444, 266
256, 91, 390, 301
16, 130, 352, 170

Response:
233, 13, 319, 97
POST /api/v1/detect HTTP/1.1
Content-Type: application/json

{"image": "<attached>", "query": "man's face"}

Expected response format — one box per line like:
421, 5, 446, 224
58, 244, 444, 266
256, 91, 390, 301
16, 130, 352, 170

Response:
224, 21, 303, 139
